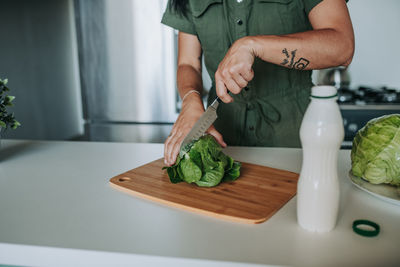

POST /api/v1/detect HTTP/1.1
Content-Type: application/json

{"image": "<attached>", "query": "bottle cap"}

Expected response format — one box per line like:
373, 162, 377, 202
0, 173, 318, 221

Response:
311, 86, 338, 99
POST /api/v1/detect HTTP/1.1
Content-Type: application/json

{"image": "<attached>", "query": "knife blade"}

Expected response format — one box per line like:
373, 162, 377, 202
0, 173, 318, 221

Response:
179, 97, 221, 157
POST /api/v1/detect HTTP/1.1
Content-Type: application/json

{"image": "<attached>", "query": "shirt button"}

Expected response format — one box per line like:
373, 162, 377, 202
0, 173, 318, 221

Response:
236, 19, 243, 25
246, 103, 254, 110
249, 126, 255, 131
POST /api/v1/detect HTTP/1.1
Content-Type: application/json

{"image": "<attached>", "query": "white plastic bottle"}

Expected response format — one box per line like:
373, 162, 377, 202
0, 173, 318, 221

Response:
297, 85, 344, 232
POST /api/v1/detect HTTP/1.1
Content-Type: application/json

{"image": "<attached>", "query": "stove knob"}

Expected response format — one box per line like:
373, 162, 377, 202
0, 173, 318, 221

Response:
348, 123, 359, 133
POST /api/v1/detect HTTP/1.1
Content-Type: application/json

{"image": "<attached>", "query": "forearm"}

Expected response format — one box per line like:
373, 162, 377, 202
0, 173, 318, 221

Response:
177, 64, 204, 108
247, 29, 354, 70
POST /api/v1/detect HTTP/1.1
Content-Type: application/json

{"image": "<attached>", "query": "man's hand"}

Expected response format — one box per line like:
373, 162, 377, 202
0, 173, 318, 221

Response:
215, 37, 255, 103
164, 93, 226, 166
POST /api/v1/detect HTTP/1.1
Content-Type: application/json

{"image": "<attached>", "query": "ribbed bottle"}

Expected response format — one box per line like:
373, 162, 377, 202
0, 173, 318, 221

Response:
297, 85, 344, 232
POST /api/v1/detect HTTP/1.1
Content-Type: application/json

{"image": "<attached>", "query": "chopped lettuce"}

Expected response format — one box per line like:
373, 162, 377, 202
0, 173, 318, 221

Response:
163, 135, 241, 187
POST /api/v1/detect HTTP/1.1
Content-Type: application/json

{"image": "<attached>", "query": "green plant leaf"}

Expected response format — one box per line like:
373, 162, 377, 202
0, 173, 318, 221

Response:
11, 120, 21, 129
3, 95, 14, 106
0, 78, 19, 130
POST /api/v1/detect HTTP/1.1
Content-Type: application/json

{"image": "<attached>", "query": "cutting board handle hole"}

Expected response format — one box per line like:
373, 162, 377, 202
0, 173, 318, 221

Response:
118, 177, 132, 182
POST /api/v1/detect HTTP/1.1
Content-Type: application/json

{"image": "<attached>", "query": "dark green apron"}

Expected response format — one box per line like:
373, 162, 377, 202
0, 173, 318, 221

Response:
162, 0, 322, 147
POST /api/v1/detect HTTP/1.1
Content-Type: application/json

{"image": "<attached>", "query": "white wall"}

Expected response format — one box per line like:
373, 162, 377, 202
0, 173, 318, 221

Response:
0, 0, 83, 140
347, 0, 400, 89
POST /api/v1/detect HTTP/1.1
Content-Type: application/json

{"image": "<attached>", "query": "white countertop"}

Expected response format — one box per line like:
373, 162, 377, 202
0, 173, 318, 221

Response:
0, 140, 399, 267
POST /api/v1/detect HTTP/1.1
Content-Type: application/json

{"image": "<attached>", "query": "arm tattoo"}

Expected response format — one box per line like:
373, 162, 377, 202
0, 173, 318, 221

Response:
289, 49, 296, 68
280, 48, 310, 70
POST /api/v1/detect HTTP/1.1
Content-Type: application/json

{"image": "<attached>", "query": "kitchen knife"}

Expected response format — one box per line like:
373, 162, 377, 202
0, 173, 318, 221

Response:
179, 97, 221, 156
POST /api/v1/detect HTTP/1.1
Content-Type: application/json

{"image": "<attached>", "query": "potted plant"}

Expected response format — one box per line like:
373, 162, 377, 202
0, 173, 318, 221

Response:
0, 78, 20, 139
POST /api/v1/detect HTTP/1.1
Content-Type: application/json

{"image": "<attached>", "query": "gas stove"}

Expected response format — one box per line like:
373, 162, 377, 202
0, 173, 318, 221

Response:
338, 86, 400, 105
337, 86, 400, 148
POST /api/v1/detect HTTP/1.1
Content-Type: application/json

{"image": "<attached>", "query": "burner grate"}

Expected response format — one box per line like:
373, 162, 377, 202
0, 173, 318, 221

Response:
337, 86, 400, 104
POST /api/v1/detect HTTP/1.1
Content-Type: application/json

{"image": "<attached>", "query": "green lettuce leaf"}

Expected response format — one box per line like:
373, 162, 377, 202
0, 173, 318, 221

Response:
195, 161, 225, 187
163, 135, 242, 187
180, 156, 202, 183
223, 161, 241, 182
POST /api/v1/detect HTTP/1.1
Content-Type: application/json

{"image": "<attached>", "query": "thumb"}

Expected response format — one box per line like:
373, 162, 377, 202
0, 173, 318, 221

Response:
207, 126, 227, 148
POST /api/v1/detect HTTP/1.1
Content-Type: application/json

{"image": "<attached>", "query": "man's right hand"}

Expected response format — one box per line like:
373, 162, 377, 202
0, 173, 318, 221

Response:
163, 93, 226, 166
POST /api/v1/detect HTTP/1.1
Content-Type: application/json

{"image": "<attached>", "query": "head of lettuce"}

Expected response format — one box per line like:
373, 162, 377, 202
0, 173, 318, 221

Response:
351, 114, 400, 186
163, 135, 241, 187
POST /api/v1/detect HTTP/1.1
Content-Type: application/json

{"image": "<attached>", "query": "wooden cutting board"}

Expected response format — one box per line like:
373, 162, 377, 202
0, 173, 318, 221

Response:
109, 158, 299, 224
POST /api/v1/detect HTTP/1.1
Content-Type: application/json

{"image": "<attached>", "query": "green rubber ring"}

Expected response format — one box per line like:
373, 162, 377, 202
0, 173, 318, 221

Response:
352, 219, 380, 237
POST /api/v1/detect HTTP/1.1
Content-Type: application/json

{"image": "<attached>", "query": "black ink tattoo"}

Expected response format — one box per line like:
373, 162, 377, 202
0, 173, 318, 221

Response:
280, 48, 310, 70
282, 48, 289, 58
280, 48, 290, 65
288, 49, 297, 68
293, 58, 310, 70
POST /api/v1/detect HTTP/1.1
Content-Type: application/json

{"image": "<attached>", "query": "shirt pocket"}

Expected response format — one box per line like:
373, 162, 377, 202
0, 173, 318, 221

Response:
251, 0, 308, 35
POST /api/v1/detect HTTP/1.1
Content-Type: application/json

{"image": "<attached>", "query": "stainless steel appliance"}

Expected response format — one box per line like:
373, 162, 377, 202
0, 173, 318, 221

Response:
74, 0, 178, 143
339, 86, 400, 148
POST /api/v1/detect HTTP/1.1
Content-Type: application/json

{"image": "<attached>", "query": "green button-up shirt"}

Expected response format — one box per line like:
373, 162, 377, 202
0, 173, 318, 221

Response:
162, 0, 322, 147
